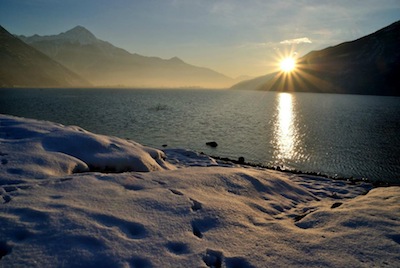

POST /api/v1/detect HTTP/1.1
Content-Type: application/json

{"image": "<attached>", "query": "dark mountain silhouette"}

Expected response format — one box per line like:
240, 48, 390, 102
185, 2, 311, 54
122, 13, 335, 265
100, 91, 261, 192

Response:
231, 21, 400, 96
0, 26, 90, 88
19, 26, 234, 88
230, 73, 276, 91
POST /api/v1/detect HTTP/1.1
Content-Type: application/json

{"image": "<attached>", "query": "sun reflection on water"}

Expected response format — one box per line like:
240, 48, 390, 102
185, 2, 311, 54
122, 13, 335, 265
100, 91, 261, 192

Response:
273, 93, 297, 166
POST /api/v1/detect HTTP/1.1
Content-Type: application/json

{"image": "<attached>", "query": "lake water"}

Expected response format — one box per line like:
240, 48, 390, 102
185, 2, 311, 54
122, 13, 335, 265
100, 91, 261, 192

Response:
1, 88, 399, 183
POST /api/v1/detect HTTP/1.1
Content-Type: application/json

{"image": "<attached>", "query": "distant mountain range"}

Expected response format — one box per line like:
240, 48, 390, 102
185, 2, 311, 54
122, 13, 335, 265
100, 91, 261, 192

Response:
17, 26, 234, 88
0, 26, 89, 88
231, 21, 400, 96
2, 21, 399, 93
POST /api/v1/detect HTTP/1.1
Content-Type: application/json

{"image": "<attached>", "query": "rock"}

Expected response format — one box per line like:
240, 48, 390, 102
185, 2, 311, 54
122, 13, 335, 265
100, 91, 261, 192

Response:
238, 157, 245, 164
206, 141, 218, 148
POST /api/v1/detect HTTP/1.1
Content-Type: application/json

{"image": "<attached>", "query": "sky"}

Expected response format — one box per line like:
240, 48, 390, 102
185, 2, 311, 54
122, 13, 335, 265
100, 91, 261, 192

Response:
1, 0, 399, 78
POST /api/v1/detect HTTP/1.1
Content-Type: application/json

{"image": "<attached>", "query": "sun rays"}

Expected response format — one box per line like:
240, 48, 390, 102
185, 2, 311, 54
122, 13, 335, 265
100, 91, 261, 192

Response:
259, 46, 336, 93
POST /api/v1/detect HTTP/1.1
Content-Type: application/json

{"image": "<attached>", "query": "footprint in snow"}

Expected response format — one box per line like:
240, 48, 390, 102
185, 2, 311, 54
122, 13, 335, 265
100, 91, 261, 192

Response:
202, 248, 256, 268
203, 249, 223, 268
129, 256, 153, 268
153, 180, 166, 185
0, 241, 12, 260
190, 198, 202, 212
247, 202, 272, 215
165, 241, 191, 255
225, 256, 257, 268
63, 234, 105, 250
331, 202, 343, 209
169, 189, 184, 196
1, 184, 37, 204
191, 217, 220, 239
293, 213, 309, 222
9, 207, 50, 224
12, 229, 33, 242
192, 223, 203, 239
50, 195, 63, 199
91, 213, 148, 240
6, 168, 24, 175
2, 195, 11, 204
248, 215, 272, 227
3, 186, 17, 193
387, 234, 400, 245
58, 177, 73, 182
123, 184, 145, 191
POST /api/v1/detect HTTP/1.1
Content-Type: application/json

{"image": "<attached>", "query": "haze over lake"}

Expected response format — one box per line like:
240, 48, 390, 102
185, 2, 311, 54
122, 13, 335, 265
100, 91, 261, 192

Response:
1, 88, 399, 183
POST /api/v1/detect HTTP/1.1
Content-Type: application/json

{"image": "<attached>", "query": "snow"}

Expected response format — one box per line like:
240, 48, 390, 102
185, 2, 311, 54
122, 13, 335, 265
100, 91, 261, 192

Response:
0, 114, 399, 267
0, 114, 173, 180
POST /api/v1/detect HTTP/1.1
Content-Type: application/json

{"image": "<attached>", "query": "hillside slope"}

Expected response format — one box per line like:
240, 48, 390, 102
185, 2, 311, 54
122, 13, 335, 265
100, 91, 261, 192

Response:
0, 26, 89, 88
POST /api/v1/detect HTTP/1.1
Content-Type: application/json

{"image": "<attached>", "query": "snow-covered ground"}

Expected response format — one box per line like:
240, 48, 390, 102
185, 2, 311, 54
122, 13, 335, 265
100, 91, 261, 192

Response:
0, 114, 399, 267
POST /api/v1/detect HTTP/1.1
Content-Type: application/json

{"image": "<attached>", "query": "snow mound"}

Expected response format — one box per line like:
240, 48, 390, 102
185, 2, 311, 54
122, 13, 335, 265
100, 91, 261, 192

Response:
0, 114, 173, 181
1, 166, 398, 267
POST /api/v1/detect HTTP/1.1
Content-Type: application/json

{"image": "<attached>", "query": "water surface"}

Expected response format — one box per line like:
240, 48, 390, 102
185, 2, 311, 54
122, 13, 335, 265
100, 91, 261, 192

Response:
1, 88, 399, 182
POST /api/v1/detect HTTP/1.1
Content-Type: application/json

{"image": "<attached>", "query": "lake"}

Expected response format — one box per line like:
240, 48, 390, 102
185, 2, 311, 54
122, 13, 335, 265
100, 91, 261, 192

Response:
1, 88, 399, 183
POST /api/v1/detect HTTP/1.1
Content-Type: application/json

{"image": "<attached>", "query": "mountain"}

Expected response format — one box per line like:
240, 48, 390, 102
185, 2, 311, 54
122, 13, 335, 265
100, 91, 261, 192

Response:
19, 26, 234, 88
0, 26, 90, 88
231, 73, 276, 91
231, 21, 400, 96
19, 26, 98, 45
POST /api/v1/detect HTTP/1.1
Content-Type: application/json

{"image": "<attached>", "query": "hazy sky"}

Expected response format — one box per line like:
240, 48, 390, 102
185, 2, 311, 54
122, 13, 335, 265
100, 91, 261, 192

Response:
1, 0, 399, 78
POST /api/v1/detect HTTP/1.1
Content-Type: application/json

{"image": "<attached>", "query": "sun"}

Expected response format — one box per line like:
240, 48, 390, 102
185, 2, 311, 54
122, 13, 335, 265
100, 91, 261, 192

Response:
279, 57, 296, 72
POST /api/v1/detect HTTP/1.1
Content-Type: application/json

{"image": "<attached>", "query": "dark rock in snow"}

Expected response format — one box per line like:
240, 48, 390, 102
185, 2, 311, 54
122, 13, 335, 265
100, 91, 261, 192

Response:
206, 141, 218, 148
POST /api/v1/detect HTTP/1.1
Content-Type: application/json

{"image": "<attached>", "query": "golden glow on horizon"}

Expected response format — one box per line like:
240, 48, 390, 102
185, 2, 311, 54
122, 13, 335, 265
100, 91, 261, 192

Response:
279, 57, 296, 72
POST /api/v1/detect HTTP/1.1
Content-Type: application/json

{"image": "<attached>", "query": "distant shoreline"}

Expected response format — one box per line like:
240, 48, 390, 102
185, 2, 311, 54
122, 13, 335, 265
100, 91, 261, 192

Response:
3, 87, 400, 97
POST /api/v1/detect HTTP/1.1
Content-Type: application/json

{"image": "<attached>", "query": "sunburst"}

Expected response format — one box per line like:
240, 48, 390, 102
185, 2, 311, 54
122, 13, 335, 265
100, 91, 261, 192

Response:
279, 57, 296, 72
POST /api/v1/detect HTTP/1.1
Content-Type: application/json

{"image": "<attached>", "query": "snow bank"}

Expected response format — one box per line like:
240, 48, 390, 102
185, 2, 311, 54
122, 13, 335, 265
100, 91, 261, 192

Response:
0, 114, 173, 182
0, 114, 399, 267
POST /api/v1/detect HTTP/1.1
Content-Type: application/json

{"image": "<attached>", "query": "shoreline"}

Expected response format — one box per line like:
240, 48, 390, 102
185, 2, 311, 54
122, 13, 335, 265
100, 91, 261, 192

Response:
1, 112, 397, 186
206, 154, 399, 187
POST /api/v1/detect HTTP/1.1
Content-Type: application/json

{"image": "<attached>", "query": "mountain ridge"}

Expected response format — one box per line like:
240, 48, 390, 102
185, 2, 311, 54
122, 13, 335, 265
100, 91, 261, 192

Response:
231, 20, 400, 96
0, 25, 90, 88
18, 26, 234, 88
18, 25, 98, 45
